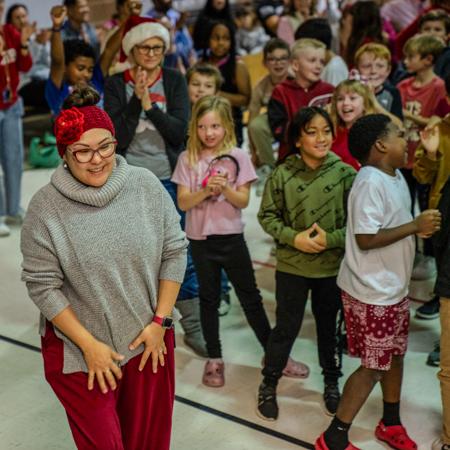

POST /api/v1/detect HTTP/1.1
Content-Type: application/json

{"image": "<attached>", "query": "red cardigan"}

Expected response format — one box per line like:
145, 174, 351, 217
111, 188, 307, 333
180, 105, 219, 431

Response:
0, 24, 32, 110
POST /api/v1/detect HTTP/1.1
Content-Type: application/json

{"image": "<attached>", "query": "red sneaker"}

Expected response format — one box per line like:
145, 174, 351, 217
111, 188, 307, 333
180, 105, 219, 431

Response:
314, 433, 361, 450
375, 421, 417, 450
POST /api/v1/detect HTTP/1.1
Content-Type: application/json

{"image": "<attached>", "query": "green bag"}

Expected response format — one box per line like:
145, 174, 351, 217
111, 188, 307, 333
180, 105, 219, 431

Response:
28, 132, 61, 168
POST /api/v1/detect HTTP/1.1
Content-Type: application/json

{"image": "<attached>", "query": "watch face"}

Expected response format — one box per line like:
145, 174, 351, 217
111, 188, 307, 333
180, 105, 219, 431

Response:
162, 317, 174, 328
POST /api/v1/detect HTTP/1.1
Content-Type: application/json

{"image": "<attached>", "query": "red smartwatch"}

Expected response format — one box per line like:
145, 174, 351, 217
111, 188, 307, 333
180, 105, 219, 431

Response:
152, 315, 174, 329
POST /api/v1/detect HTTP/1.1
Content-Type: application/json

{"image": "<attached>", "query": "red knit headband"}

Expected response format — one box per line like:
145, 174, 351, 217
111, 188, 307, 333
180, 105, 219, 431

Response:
54, 106, 116, 157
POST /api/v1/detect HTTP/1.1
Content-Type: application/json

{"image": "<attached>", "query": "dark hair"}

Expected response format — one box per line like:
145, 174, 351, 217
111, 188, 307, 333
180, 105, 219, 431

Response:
235, 4, 254, 19
63, 0, 78, 7
62, 84, 101, 109
445, 73, 450, 96
6, 3, 27, 25
294, 18, 332, 50
287, 107, 335, 159
64, 39, 96, 65
205, 20, 237, 88
346, 1, 384, 66
202, 0, 232, 20
348, 114, 391, 163
263, 37, 290, 59
419, 9, 450, 34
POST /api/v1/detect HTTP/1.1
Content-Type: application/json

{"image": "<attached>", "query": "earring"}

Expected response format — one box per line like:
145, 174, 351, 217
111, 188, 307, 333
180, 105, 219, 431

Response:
63, 162, 68, 169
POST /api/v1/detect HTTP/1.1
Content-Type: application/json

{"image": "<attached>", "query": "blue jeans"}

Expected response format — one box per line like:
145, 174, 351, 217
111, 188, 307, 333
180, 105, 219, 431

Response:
161, 179, 230, 300
0, 98, 24, 216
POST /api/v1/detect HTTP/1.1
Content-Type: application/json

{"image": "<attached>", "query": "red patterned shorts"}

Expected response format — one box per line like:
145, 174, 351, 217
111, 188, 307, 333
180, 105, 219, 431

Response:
342, 290, 410, 371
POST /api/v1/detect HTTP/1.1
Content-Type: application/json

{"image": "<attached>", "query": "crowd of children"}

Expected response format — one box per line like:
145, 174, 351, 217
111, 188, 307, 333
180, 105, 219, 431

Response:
4, 0, 450, 449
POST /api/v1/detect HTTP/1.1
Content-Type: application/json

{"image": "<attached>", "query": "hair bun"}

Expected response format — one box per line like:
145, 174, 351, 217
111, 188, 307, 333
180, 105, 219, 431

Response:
62, 84, 101, 110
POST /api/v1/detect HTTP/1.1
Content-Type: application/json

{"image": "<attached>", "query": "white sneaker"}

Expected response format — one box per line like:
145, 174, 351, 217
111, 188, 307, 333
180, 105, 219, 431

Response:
411, 254, 437, 280
431, 437, 450, 450
0, 220, 11, 237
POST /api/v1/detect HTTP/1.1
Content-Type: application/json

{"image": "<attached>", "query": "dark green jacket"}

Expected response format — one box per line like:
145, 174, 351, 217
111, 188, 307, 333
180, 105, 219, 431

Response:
258, 152, 356, 278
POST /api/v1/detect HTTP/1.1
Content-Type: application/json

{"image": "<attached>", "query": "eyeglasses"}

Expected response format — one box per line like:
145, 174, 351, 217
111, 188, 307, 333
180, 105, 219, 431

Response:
266, 56, 289, 64
68, 140, 117, 163
135, 44, 165, 56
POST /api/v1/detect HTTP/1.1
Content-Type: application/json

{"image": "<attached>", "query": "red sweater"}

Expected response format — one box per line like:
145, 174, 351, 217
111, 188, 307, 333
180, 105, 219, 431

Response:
268, 78, 334, 160
331, 126, 360, 171
0, 24, 32, 110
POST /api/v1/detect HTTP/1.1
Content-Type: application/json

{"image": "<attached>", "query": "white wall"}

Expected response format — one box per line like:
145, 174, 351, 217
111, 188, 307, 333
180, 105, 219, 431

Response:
4, 0, 55, 28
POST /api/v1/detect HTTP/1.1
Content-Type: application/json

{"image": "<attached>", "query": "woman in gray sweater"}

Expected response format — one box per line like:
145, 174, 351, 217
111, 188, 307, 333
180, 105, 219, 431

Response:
20, 86, 188, 450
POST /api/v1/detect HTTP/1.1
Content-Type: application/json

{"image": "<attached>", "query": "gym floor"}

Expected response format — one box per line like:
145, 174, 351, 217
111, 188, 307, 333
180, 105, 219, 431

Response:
0, 166, 442, 450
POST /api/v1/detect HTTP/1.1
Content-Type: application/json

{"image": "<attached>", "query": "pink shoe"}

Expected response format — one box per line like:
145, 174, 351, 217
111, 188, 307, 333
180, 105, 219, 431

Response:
375, 421, 417, 450
282, 357, 310, 379
202, 360, 225, 387
315, 433, 361, 450
261, 356, 310, 378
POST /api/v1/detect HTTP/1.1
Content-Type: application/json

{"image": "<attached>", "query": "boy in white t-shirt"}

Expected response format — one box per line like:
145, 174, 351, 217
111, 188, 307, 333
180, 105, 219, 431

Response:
315, 114, 442, 450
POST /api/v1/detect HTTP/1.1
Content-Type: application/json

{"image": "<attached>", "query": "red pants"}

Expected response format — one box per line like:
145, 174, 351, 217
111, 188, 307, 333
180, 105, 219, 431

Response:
41, 323, 175, 450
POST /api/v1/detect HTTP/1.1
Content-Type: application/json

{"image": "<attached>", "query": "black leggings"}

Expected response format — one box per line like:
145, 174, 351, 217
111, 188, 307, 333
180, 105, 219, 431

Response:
190, 234, 271, 358
263, 271, 343, 387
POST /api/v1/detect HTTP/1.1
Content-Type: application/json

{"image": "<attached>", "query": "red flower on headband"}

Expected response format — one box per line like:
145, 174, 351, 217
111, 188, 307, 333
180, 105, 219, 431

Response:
55, 108, 85, 146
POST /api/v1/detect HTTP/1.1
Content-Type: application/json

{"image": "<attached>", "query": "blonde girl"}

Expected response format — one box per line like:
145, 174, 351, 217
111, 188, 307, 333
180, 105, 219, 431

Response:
330, 79, 400, 170
171, 95, 309, 387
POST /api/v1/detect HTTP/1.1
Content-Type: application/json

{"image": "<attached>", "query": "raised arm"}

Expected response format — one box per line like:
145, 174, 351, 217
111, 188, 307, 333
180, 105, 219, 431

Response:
49, 6, 67, 89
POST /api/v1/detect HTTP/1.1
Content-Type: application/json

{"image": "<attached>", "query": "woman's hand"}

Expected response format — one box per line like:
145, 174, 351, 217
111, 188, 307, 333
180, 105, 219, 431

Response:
134, 66, 148, 100
82, 339, 125, 393
129, 323, 166, 373
134, 66, 152, 110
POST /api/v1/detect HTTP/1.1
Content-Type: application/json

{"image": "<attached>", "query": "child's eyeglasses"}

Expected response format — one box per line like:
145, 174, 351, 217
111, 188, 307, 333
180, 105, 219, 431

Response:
266, 56, 289, 63
68, 140, 117, 163
135, 44, 165, 56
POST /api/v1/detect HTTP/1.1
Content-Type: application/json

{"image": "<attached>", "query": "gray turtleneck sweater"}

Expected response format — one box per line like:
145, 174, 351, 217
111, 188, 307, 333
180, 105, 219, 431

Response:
21, 155, 188, 374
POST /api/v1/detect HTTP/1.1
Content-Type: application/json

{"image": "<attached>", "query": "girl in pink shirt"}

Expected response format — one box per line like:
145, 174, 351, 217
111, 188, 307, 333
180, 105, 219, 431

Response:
172, 95, 309, 387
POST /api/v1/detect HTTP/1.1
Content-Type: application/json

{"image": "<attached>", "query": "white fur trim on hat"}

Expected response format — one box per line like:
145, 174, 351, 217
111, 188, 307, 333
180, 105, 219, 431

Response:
122, 22, 170, 57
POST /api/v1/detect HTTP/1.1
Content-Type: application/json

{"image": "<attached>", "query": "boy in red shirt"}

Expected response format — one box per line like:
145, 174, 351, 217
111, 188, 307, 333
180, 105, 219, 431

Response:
398, 33, 446, 317
268, 38, 334, 161
399, 34, 446, 172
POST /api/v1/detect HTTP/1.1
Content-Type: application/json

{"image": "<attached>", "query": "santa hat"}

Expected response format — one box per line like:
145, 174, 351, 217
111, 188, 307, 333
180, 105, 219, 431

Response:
121, 16, 170, 60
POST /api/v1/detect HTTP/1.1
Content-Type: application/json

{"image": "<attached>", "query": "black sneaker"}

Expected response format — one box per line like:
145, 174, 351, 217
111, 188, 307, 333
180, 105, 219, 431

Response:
416, 297, 440, 320
427, 343, 440, 367
256, 383, 278, 421
323, 383, 340, 416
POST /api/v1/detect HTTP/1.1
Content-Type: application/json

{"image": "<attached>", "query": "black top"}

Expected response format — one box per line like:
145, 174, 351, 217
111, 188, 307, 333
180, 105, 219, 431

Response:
434, 176, 450, 298
103, 67, 190, 172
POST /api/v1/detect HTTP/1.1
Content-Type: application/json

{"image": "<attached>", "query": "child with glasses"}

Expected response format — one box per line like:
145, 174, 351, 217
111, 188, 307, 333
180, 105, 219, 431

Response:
247, 38, 290, 195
